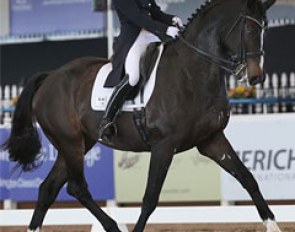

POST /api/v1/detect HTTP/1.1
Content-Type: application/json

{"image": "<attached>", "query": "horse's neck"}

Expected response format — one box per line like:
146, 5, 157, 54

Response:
183, 1, 242, 54
178, 22, 222, 83
160, 1, 243, 102
184, 15, 226, 57
177, 4, 241, 81
164, 16, 228, 99
162, 41, 225, 103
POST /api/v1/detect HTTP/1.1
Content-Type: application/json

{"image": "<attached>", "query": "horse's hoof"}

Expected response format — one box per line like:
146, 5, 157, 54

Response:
27, 228, 40, 232
264, 219, 282, 232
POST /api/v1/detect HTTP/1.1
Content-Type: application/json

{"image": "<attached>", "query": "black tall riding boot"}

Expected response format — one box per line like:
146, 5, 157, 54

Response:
98, 75, 134, 142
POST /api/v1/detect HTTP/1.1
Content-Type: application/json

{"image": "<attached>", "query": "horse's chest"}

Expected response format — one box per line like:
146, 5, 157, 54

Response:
194, 107, 230, 137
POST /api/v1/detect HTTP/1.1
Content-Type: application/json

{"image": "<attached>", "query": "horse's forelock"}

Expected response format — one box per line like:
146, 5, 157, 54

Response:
247, 0, 266, 17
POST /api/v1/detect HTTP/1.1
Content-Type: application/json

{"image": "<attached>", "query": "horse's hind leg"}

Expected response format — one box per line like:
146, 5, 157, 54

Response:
133, 141, 174, 232
28, 155, 67, 231
197, 131, 282, 232
63, 144, 120, 232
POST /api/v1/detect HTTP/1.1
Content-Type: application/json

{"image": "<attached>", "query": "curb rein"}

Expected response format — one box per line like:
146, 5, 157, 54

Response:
178, 13, 266, 79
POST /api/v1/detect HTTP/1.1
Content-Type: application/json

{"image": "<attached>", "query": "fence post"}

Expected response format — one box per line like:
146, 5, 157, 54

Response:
272, 73, 279, 113
3, 199, 17, 210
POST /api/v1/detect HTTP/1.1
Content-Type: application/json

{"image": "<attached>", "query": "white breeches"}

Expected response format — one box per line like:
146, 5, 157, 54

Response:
125, 30, 160, 86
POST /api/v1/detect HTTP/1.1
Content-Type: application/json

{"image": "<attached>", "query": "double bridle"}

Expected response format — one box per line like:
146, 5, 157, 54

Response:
178, 13, 266, 79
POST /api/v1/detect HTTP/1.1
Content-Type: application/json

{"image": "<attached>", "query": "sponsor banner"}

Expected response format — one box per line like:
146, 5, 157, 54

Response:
10, 0, 105, 35
0, 128, 114, 201
0, 128, 10, 199
222, 114, 295, 201
115, 149, 220, 203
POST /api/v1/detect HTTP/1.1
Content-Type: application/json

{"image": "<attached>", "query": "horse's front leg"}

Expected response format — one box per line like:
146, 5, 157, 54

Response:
197, 131, 282, 232
133, 140, 174, 232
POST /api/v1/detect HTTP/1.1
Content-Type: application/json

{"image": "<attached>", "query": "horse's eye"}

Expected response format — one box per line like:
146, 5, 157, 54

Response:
246, 27, 259, 37
247, 30, 256, 36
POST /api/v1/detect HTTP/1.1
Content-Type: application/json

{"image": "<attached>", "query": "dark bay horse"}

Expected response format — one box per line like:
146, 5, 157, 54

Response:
2, 0, 281, 231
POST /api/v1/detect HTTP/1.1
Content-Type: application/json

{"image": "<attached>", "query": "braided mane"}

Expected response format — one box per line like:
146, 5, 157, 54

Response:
181, 0, 243, 35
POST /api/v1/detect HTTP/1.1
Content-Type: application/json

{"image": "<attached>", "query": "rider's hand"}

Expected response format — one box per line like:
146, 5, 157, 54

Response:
172, 16, 183, 29
166, 26, 180, 39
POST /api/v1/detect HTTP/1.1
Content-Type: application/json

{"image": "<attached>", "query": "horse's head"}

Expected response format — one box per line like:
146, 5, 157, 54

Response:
221, 0, 276, 85
177, 0, 277, 86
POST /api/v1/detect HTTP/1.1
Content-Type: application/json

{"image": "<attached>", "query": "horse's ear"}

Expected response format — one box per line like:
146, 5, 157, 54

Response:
261, 0, 276, 11
247, 0, 256, 8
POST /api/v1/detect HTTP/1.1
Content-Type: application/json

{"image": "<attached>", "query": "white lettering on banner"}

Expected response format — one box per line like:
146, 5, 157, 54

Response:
42, 0, 90, 6
85, 146, 101, 168
0, 150, 9, 162
32, 144, 100, 167
48, 144, 58, 161
0, 178, 43, 189
12, 0, 32, 12
237, 148, 295, 171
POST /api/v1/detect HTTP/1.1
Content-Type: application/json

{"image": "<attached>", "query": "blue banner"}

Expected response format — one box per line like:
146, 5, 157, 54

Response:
10, 0, 105, 35
0, 128, 10, 200
0, 127, 114, 201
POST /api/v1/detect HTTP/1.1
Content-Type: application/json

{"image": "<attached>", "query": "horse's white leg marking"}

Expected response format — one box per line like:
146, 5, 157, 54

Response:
264, 219, 282, 232
27, 228, 40, 232
220, 154, 226, 161
220, 153, 232, 161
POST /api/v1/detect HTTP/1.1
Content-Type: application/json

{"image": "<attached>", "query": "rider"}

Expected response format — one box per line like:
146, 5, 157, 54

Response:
98, 0, 183, 142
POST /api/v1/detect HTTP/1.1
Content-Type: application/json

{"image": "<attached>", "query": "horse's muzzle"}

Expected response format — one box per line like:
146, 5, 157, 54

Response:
247, 60, 265, 85
249, 75, 265, 86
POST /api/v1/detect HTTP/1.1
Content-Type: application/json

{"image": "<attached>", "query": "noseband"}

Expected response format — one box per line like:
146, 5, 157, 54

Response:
178, 13, 266, 78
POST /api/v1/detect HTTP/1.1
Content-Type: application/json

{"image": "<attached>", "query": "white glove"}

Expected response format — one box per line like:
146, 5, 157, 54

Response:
172, 16, 184, 29
166, 26, 180, 39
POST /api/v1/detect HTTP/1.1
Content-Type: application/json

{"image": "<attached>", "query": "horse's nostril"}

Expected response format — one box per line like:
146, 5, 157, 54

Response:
249, 76, 264, 86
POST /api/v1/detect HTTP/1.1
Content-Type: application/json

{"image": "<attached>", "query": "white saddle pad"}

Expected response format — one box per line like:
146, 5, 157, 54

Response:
91, 44, 164, 112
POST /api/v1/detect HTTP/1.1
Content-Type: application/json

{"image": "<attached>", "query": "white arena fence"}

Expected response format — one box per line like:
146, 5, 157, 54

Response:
1, 205, 295, 232
226, 72, 295, 114
1, 72, 295, 124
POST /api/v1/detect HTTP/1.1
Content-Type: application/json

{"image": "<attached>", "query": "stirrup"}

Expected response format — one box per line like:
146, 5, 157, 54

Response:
98, 121, 118, 143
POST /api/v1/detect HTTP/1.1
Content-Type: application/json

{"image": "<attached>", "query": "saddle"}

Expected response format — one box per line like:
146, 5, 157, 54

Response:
127, 42, 162, 99
91, 42, 164, 112
140, 42, 162, 85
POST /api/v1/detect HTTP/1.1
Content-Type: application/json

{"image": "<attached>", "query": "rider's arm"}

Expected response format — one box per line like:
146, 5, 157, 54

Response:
150, 0, 174, 25
113, 0, 170, 41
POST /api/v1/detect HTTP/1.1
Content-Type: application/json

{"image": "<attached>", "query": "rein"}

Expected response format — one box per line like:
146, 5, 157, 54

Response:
178, 14, 265, 78
178, 36, 239, 74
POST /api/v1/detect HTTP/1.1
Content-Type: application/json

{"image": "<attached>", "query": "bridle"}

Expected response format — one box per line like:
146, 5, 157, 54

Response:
178, 13, 266, 79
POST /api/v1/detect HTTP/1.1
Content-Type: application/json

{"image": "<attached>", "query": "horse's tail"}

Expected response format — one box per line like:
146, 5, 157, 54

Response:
2, 72, 49, 172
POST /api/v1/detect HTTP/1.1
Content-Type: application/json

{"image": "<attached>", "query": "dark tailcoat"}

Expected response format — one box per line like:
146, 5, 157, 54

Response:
104, 0, 174, 87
